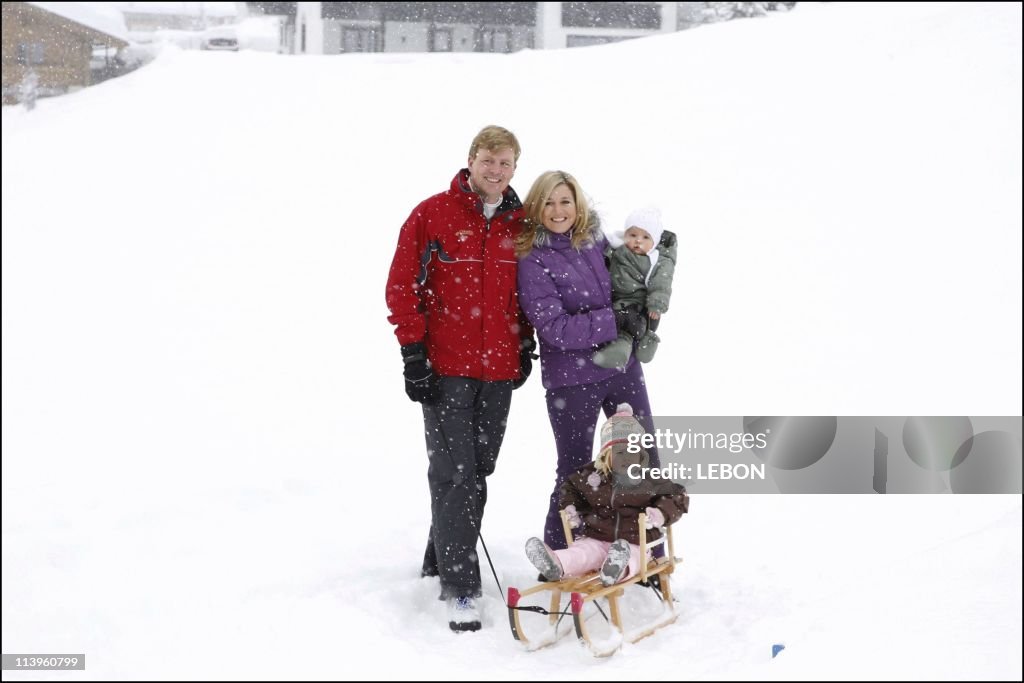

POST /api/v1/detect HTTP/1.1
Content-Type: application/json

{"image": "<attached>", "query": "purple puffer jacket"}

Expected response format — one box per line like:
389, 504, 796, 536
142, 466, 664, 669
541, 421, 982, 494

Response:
517, 231, 635, 389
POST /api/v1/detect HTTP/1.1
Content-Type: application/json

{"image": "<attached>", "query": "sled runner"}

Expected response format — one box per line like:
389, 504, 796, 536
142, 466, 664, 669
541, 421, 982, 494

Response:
507, 510, 681, 657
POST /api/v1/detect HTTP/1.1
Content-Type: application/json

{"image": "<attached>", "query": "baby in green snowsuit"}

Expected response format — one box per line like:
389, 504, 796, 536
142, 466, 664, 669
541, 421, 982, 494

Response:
593, 206, 676, 370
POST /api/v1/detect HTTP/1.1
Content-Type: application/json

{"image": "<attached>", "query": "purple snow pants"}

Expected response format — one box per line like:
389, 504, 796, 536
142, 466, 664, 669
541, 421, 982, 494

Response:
543, 360, 662, 550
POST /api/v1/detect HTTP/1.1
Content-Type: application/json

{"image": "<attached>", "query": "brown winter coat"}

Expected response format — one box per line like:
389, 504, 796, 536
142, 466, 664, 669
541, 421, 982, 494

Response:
558, 462, 689, 546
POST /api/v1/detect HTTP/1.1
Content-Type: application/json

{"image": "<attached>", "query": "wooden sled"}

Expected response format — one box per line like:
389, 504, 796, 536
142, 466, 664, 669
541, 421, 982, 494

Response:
507, 510, 682, 657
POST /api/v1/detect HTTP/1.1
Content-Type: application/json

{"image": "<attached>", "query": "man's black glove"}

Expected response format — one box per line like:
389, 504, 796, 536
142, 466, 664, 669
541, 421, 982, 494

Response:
401, 342, 438, 404
614, 305, 648, 342
512, 338, 538, 390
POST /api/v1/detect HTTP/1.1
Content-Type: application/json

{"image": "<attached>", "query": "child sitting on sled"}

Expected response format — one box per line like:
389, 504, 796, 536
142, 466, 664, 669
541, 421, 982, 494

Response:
525, 404, 689, 586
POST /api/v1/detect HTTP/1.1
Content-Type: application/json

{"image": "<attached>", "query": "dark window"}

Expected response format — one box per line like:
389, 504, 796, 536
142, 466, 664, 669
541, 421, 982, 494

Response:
342, 26, 381, 52
377, 2, 534, 25
562, 2, 662, 30
342, 28, 359, 52
430, 27, 453, 52
16, 43, 46, 66
477, 28, 512, 53
323, 2, 383, 21
492, 30, 510, 53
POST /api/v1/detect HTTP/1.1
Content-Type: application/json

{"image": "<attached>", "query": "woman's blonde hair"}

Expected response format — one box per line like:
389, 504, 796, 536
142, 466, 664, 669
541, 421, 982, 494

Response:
515, 170, 600, 257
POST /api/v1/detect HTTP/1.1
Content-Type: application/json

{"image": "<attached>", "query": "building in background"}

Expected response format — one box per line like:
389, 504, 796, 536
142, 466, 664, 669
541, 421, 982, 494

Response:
245, 2, 796, 55
247, 2, 683, 55
2, 2, 128, 104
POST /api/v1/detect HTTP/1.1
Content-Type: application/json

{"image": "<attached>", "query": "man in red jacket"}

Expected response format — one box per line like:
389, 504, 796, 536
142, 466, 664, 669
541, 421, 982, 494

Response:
385, 125, 535, 633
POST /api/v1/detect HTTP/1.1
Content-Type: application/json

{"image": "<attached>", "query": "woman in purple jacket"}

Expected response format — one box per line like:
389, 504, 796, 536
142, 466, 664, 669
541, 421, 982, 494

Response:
516, 170, 662, 550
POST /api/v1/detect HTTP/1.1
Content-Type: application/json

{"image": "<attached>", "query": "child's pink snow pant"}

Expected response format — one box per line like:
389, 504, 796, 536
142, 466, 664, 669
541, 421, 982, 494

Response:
552, 537, 644, 582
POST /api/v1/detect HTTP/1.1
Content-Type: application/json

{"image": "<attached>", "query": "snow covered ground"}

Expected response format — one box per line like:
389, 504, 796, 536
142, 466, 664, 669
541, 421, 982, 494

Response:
2, 2, 1021, 679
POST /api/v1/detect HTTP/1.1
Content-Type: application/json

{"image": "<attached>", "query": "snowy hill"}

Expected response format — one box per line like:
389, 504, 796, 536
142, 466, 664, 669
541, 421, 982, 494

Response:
2, 2, 1021, 679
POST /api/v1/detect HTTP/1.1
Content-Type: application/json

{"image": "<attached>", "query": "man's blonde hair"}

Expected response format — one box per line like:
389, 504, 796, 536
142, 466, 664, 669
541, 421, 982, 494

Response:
515, 170, 599, 257
468, 125, 521, 162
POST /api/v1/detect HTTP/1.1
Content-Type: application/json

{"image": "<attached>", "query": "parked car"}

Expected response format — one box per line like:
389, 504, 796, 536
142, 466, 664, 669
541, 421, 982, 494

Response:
200, 27, 239, 52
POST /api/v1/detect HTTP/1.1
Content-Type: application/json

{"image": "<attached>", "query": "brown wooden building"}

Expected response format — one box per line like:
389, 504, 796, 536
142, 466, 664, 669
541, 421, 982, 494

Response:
2, 2, 128, 104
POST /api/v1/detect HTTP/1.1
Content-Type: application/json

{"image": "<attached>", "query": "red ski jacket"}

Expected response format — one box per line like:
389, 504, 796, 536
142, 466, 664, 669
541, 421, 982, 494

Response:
386, 170, 532, 381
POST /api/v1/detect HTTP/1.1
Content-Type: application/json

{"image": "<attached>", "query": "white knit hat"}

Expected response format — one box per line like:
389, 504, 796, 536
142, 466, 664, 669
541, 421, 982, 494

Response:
623, 206, 664, 247
599, 403, 646, 453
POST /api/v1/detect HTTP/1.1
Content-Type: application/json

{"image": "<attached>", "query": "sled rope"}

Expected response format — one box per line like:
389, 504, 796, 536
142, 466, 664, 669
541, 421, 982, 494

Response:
509, 599, 610, 624
477, 533, 505, 600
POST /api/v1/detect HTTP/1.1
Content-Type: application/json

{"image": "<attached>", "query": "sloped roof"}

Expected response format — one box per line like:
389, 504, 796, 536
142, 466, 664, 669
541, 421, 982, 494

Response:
27, 2, 130, 43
